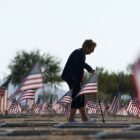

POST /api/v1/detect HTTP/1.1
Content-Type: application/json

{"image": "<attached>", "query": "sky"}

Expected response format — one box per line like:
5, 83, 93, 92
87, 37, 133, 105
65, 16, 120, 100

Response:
0, 0, 140, 80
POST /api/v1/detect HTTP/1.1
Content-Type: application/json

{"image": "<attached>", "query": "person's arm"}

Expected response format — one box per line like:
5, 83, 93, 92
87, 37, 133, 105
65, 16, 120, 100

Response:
72, 51, 94, 72
84, 63, 95, 73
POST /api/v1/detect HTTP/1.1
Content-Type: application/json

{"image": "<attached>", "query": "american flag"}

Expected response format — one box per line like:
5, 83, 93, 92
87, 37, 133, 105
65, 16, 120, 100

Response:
108, 95, 119, 113
58, 90, 72, 104
7, 95, 15, 109
14, 62, 44, 99
53, 90, 72, 117
18, 90, 35, 101
86, 101, 97, 113
127, 99, 140, 117
33, 103, 43, 114
52, 103, 61, 112
8, 99, 21, 114
108, 83, 120, 113
77, 73, 98, 97
19, 62, 44, 91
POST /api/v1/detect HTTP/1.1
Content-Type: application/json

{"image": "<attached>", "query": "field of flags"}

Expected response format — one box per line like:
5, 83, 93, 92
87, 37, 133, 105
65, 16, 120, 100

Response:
0, 60, 140, 120
0, 61, 140, 139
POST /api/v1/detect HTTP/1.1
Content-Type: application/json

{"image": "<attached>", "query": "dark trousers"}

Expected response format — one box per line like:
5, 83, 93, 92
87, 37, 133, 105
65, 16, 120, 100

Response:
66, 77, 85, 109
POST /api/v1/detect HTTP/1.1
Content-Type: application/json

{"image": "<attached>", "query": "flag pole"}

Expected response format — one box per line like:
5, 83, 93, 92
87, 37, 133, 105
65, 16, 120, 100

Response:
98, 95, 105, 123
96, 67, 105, 123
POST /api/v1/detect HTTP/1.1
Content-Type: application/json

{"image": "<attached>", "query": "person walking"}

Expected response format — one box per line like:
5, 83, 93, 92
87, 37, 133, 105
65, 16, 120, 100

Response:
61, 39, 96, 122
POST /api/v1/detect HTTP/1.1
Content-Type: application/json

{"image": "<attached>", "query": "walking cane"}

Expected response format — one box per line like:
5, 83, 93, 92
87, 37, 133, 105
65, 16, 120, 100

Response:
98, 95, 105, 123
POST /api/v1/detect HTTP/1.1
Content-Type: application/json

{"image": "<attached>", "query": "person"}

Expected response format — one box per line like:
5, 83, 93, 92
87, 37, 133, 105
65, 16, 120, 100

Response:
61, 39, 96, 122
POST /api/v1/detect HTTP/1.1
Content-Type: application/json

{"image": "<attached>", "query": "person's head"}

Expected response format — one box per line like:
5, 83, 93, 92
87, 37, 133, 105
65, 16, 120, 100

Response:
82, 39, 96, 55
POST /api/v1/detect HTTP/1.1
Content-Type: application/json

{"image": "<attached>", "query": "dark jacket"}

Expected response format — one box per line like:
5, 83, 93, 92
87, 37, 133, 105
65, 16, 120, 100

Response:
61, 48, 93, 82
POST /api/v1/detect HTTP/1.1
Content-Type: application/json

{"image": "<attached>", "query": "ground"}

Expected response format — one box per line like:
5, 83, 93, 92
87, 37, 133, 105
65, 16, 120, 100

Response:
0, 114, 140, 140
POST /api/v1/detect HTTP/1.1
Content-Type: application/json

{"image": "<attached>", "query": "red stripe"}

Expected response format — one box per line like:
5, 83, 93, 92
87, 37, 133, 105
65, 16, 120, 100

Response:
21, 81, 43, 87
21, 74, 42, 82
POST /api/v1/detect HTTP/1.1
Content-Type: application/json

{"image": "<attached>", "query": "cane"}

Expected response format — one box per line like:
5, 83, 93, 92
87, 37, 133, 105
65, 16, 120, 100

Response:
98, 95, 105, 123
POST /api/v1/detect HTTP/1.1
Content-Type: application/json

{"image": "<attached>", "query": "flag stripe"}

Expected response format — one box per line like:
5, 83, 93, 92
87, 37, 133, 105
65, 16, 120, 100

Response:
21, 74, 43, 82
108, 96, 118, 112
20, 83, 44, 91
77, 73, 98, 97
79, 90, 98, 95
14, 62, 44, 98
21, 77, 43, 85
18, 90, 35, 101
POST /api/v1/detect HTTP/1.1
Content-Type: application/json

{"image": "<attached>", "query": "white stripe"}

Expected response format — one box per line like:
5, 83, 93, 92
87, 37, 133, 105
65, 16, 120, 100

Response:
80, 89, 98, 94
84, 83, 97, 86
22, 79, 43, 85
24, 90, 35, 93
21, 92, 35, 97
81, 87, 97, 90
21, 83, 43, 91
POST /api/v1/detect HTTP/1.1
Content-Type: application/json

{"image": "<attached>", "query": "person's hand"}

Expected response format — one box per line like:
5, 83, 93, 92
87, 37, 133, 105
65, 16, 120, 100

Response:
90, 69, 95, 73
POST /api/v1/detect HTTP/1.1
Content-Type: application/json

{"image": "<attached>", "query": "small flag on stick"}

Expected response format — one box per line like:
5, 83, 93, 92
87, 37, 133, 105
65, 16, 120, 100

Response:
76, 73, 98, 97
